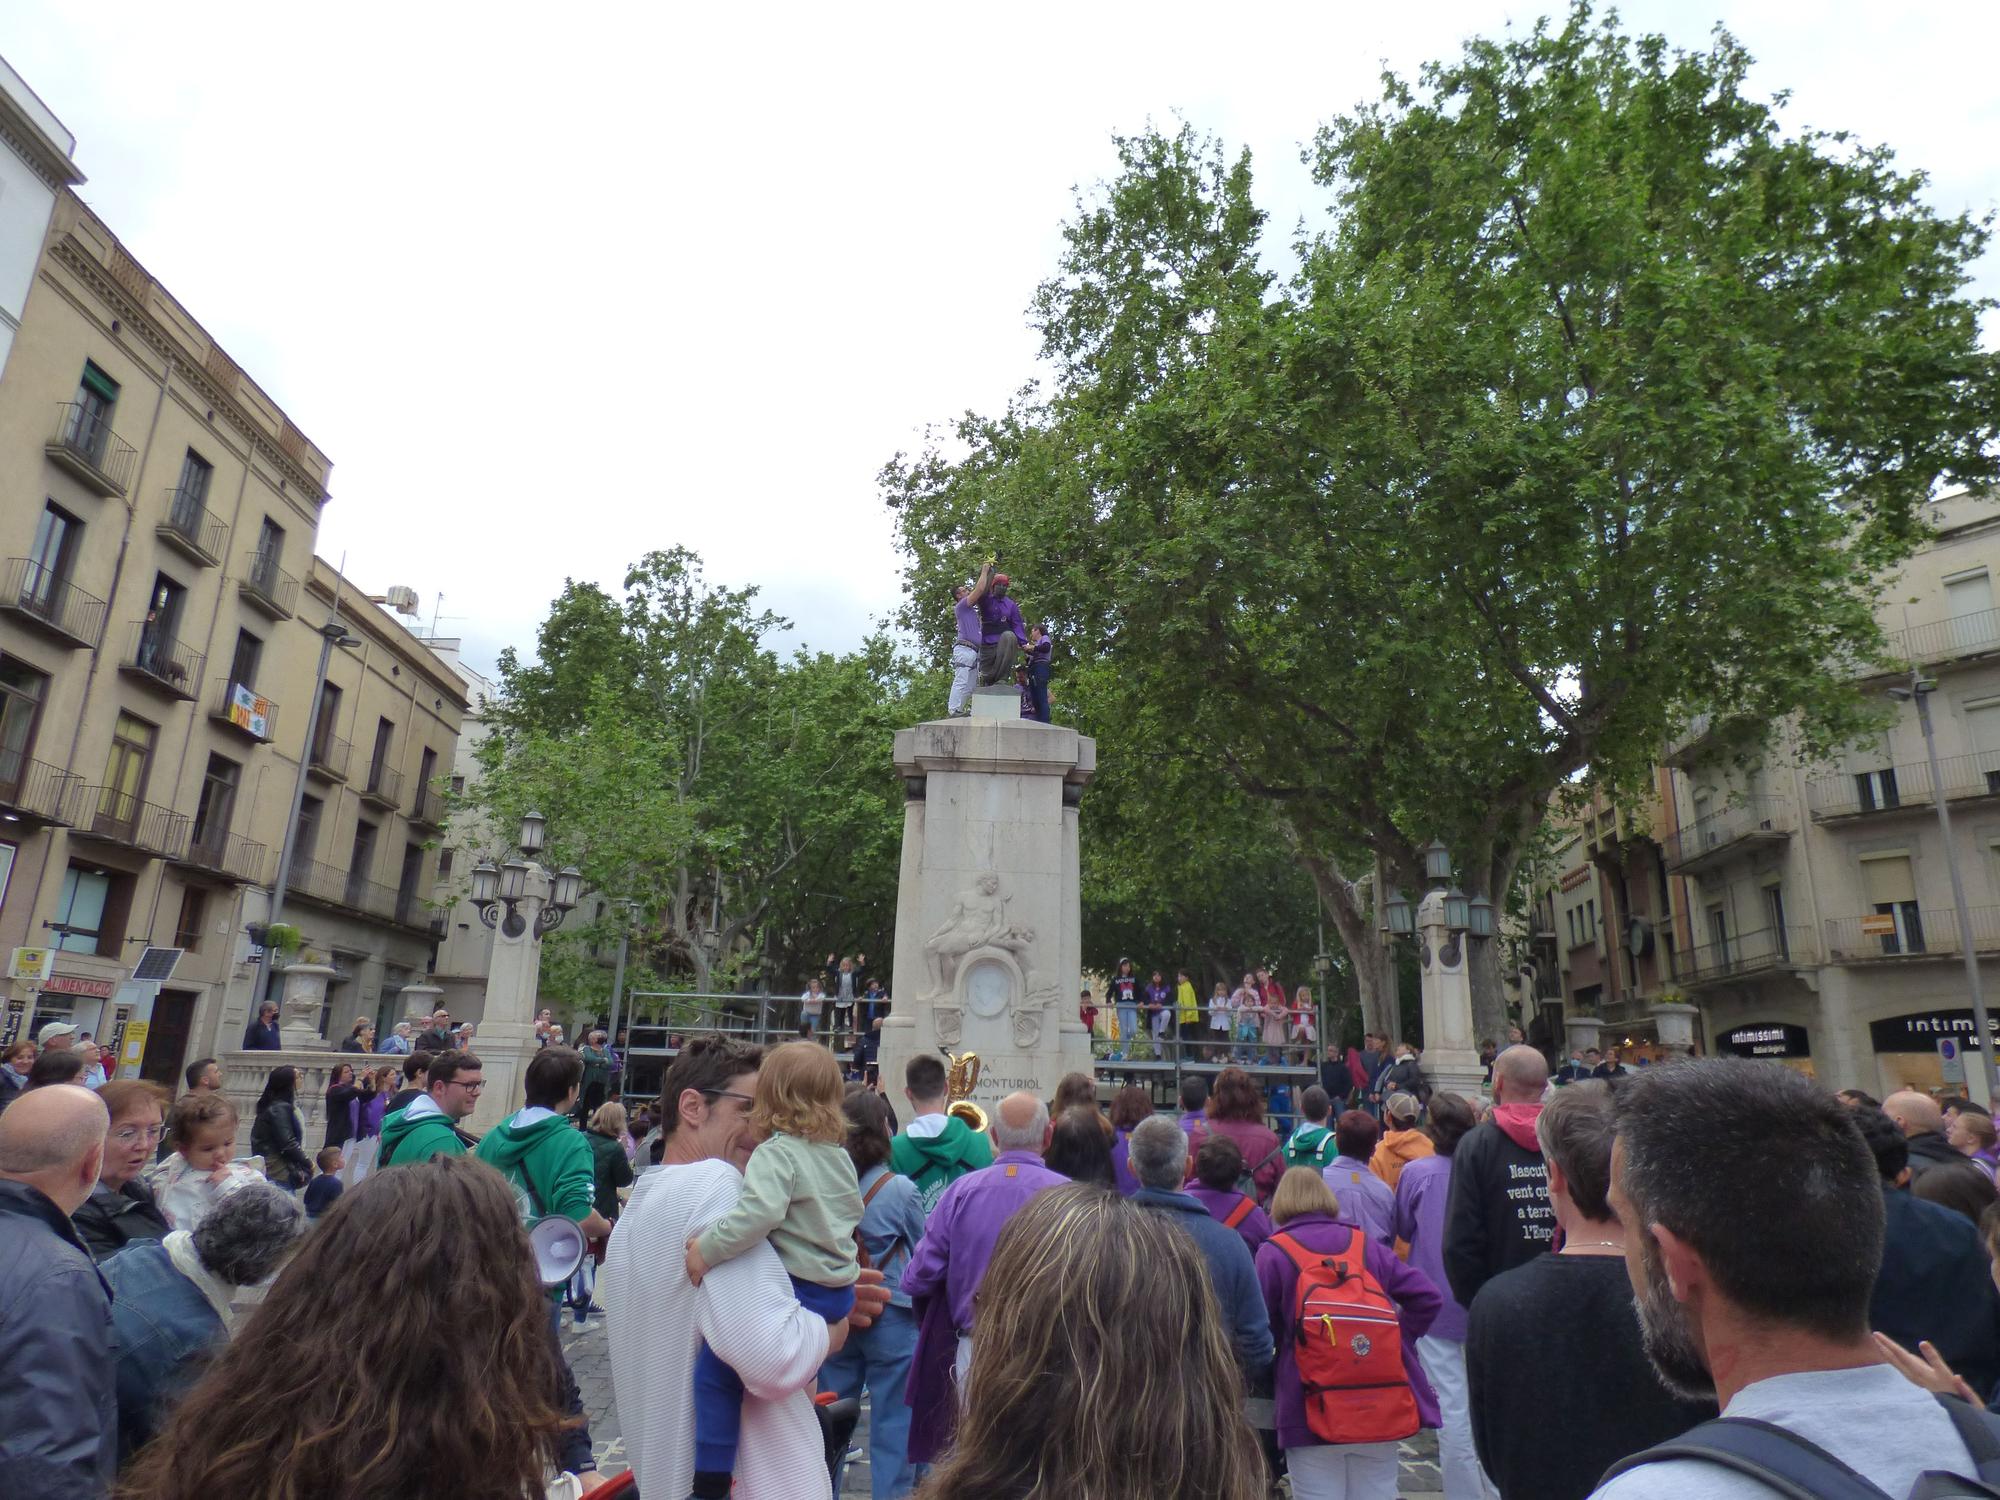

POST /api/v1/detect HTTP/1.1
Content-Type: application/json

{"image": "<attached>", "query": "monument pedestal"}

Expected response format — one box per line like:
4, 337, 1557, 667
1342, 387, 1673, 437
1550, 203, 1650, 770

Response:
1415, 892, 1489, 1100
878, 717, 1096, 1115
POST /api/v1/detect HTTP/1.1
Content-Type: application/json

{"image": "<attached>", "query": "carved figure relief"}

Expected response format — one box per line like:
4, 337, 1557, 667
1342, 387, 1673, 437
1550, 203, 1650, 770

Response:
924, 872, 1033, 994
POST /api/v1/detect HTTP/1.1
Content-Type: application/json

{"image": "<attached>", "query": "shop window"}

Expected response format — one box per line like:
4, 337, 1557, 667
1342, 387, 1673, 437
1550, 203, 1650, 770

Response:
53, 862, 133, 957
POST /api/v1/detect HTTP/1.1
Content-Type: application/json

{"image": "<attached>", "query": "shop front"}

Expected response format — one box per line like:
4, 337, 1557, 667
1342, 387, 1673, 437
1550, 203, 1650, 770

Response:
1716, 1021, 1814, 1075
1869, 1009, 1999, 1107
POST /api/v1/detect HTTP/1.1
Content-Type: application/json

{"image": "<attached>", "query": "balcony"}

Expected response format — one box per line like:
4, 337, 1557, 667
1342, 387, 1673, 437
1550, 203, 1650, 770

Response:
46, 401, 136, 496
155, 487, 226, 567
357, 763, 402, 812
1671, 925, 1817, 987
1883, 608, 2000, 671
305, 732, 350, 783
0, 752, 81, 827
181, 826, 268, 884
1825, 906, 2000, 963
393, 885, 427, 928
238, 550, 297, 619
408, 784, 446, 831
286, 855, 402, 922
118, 622, 204, 701
64, 783, 189, 859
1661, 796, 1793, 875
0, 558, 106, 648
1807, 750, 2000, 822
208, 677, 278, 743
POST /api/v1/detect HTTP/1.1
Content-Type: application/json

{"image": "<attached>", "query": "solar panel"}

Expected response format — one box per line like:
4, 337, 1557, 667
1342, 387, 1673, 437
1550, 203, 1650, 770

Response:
131, 946, 184, 983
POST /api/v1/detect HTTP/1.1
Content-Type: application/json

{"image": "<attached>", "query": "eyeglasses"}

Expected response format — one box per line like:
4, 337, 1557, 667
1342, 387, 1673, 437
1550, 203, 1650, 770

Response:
448, 1078, 486, 1091
110, 1124, 164, 1146
700, 1089, 755, 1109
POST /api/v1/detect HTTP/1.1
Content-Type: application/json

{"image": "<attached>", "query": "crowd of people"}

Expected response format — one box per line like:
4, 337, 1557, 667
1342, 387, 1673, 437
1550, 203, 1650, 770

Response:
1081, 962, 1320, 1063
16, 989, 2000, 1498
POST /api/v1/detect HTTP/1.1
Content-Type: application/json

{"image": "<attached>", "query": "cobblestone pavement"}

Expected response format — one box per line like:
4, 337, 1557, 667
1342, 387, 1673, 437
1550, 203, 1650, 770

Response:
566, 1306, 1444, 1496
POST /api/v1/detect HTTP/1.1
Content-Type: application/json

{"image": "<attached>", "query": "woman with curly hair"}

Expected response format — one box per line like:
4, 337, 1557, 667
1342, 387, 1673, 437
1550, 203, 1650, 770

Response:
1106, 1084, 1154, 1197
117, 1155, 593, 1500
914, 1183, 1264, 1500
1192, 1066, 1284, 1203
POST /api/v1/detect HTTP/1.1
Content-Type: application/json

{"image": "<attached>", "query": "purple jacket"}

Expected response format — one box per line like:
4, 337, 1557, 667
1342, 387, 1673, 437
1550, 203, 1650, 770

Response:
1323, 1155, 1396, 1243
1187, 1182, 1274, 1256
1110, 1128, 1141, 1197
979, 592, 1026, 647
1255, 1212, 1441, 1450
1393, 1153, 1468, 1343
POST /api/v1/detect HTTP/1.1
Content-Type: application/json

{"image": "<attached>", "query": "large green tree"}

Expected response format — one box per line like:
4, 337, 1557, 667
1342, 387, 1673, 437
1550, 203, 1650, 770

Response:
477, 549, 924, 999
885, 5, 2000, 1042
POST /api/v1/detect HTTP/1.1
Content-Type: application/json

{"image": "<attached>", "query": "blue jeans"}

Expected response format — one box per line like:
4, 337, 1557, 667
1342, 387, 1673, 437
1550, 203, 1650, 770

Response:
821, 1300, 919, 1499
1116, 1005, 1139, 1052
695, 1275, 854, 1477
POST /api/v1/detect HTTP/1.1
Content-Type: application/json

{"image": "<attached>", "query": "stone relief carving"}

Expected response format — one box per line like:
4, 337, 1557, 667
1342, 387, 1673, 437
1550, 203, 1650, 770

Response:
934, 1007, 963, 1047
924, 872, 1033, 994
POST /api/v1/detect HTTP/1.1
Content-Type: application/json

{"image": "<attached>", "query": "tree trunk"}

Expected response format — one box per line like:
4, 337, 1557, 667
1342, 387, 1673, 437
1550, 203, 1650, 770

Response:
1292, 841, 1399, 1046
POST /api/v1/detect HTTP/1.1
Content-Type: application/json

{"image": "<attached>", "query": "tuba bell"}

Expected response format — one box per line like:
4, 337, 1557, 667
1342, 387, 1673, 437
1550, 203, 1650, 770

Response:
942, 1048, 989, 1133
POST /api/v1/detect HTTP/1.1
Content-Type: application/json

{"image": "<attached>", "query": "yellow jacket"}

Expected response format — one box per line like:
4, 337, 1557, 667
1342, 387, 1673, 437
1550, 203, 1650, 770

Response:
1176, 980, 1201, 1025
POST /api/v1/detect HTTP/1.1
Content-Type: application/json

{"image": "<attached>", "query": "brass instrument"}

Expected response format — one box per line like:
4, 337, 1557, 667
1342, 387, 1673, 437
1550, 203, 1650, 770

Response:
942, 1048, 989, 1133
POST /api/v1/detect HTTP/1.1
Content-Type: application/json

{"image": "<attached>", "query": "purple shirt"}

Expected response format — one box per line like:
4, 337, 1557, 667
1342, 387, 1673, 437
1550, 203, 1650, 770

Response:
901, 1149, 1065, 1334
953, 597, 980, 648
979, 593, 1026, 647
1255, 1212, 1441, 1450
1187, 1182, 1274, 1256
1393, 1152, 1468, 1343
1110, 1128, 1140, 1197
1323, 1155, 1396, 1244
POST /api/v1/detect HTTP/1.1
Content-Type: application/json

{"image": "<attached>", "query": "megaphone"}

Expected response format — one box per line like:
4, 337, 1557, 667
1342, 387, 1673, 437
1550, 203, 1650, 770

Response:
529, 1215, 587, 1289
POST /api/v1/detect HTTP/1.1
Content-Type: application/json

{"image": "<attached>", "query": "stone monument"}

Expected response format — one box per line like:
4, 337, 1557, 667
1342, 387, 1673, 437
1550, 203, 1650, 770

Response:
877, 695, 1095, 1115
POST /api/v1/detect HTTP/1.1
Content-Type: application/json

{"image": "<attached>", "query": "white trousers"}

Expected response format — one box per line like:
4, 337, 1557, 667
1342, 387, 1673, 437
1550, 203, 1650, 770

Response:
1417, 1334, 1499, 1500
1285, 1441, 1401, 1500
947, 643, 978, 714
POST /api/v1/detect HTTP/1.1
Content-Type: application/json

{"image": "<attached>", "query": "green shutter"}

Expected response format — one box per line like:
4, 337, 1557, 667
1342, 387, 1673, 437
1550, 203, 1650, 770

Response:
80, 362, 120, 402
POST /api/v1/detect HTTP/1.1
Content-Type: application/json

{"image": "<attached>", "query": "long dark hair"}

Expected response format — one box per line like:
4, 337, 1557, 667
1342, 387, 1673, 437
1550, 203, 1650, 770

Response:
119, 1156, 567, 1500
255, 1066, 297, 1111
325, 1063, 354, 1094
1045, 1107, 1116, 1188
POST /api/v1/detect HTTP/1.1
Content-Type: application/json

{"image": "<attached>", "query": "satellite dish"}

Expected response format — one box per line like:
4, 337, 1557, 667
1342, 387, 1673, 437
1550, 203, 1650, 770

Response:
528, 1216, 586, 1288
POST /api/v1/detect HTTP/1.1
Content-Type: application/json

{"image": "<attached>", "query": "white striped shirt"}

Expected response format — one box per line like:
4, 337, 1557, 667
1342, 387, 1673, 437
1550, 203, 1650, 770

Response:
601, 1159, 831, 1500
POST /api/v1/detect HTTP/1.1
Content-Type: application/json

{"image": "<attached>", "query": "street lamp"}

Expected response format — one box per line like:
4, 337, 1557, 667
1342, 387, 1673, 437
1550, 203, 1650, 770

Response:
1424, 840, 1452, 885
471, 812, 581, 939
1381, 887, 1413, 936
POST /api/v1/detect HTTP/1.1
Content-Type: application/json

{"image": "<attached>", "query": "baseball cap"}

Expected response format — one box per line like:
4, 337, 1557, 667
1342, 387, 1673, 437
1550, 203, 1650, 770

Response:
37, 1020, 79, 1046
993, 573, 1010, 588
1385, 1091, 1420, 1123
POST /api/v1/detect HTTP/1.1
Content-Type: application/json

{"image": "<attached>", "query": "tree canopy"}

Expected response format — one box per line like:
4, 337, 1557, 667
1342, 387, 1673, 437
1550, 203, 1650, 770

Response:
884, 4, 2000, 1040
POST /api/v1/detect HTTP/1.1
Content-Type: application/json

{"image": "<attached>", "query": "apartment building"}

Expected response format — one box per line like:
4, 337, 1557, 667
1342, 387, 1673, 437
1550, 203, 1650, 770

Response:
1650, 489, 2000, 1096
0, 60, 77, 380
0, 175, 464, 1085
411, 632, 498, 1022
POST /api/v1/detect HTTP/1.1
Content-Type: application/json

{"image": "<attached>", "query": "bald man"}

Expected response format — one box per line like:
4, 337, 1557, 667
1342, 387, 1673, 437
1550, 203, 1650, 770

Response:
1884, 1089, 1964, 1181
1443, 1045, 1554, 1309
0, 1084, 118, 1490
901, 1090, 1064, 1463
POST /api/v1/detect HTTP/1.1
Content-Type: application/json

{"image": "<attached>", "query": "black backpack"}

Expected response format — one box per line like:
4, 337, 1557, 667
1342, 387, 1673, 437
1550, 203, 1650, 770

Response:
1599, 1393, 2000, 1499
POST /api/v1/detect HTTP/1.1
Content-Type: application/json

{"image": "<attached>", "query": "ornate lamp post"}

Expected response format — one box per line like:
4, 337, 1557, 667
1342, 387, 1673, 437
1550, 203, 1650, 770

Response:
1381, 841, 1493, 1097
467, 811, 583, 1128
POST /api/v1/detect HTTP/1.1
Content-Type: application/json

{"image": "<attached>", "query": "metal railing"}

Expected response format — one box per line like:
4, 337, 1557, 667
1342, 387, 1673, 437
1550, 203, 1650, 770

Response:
1661, 796, 1793, 871
239, 549, 298, 616
48, 401, 137, 492
158, 486, 226, 562
208, 677, 279, 741
359, 763, 403, 808
1825, 905, 2000, 962
1671, 924, 1817, 984
0, 752, 80, 823
409, 785, 446, 828
123, 622, 204, 695
0, 557, 106, 646
66, 783, 189, 857
287, 855, 399, 919
186, 826, 268, 882
307, 732, 350, 780
1806, 749, 2000, 819
1885, 608, 2000, 667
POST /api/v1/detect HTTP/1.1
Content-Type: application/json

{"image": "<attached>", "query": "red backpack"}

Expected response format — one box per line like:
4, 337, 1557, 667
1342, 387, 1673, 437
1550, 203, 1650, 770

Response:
1271, 1229, 1419, 1445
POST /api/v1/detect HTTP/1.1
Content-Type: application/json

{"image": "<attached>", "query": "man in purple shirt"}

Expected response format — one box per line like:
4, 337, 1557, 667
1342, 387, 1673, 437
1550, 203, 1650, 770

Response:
947, 563, 995, 716
901, 1091, 1062, 1448
976, 574, 1026, 687
1322, 1109, 1397, 1243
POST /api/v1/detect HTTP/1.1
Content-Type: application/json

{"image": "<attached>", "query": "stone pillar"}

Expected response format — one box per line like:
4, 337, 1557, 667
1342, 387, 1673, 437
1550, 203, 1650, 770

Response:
277, 964, 337, 1051
1650, 1002, 1701, 1058
1564, 1012, 1605, 1061
877, 716, 1096, 1115
469, 869, 551, 1133
399, 981, 444, 1031
1415, 891, 1487, 1099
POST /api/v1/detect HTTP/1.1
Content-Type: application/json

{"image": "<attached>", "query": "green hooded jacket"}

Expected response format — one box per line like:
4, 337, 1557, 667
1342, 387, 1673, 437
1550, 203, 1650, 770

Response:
377, 1105, 468, 1166
472, 1111, 595, 1224
889, 1116, 993, 1214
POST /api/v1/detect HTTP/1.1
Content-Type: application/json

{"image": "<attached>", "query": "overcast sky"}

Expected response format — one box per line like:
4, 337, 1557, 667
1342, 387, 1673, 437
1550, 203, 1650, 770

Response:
8, 3, 1997, 676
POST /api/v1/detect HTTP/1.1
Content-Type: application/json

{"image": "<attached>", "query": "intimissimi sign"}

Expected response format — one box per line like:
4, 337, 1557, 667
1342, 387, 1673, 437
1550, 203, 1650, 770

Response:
1869, 1010, 2000, 1053
1718, 1023, 1810, 1060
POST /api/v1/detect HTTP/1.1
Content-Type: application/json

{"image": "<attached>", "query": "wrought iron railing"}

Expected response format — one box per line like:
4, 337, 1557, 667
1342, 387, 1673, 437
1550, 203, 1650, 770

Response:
1, 557, 106, 645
